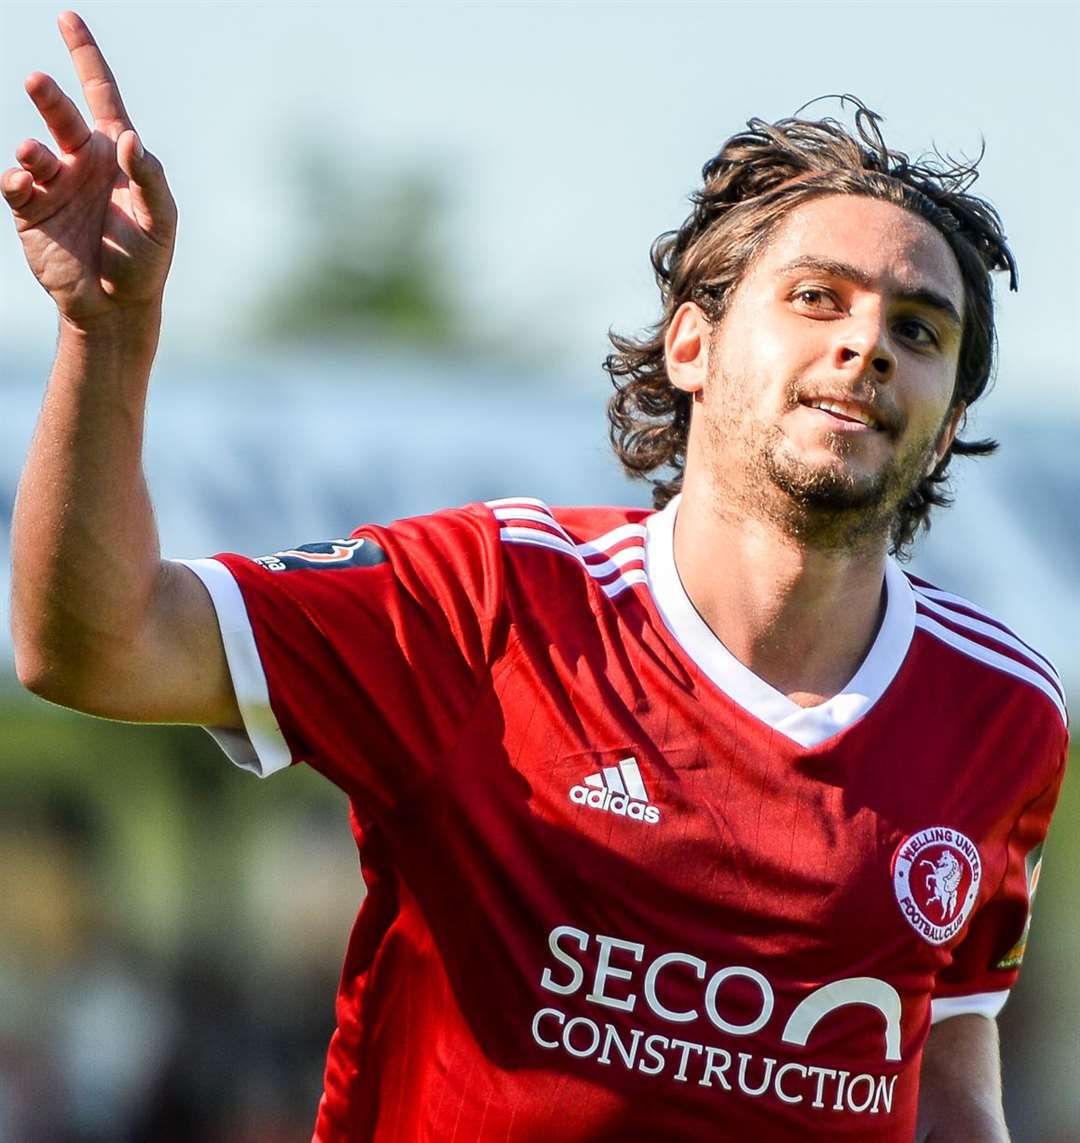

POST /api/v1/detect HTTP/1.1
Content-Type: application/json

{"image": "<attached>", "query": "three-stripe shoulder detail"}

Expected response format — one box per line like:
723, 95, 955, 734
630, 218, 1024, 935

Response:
909, 578, 1067, 726
485, 497, 647, 599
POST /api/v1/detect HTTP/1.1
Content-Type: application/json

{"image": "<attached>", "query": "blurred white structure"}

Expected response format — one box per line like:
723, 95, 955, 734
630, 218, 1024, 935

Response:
2, 349, 1076, 696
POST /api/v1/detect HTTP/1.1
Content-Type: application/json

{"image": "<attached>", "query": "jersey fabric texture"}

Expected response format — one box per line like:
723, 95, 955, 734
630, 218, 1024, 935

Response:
177, 496, 1068, 1143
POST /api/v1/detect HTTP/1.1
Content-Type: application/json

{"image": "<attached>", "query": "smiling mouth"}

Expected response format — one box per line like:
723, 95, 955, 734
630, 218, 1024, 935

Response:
800, 397, 883, 430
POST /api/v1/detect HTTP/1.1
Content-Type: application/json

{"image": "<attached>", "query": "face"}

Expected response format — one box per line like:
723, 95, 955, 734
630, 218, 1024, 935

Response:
668, 194, 967, 547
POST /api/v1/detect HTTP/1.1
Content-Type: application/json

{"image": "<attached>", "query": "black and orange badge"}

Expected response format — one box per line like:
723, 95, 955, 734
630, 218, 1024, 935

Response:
994, 842, 1045, 972
254, 538, 387, 572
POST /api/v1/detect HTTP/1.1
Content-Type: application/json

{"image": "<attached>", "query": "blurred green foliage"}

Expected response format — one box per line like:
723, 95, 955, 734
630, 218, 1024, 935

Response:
253, 144, 461, 350
0, 692, 353, 962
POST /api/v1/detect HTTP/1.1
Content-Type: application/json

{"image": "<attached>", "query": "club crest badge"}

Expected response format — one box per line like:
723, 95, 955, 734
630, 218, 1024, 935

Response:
892, 827, 982, 946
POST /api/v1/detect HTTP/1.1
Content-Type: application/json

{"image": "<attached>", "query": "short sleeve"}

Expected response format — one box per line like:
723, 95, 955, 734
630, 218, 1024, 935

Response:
175, 502, 505, 815
930, 739, 1068, 1023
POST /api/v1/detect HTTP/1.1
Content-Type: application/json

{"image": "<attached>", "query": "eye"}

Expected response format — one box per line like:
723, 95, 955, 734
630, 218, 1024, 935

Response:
896, 317, 939, 347
791, 286, 841, 313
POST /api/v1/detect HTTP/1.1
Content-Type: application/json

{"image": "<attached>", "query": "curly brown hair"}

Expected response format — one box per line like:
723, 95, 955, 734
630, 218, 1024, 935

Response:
604, 97, 1017, 557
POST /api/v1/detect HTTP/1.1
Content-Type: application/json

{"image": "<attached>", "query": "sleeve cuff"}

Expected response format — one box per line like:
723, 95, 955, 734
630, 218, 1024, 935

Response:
930, 990, 1010, 1023
172, 557, 293, 778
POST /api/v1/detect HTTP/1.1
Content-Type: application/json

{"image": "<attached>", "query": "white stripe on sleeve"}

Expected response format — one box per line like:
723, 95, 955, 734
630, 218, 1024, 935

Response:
930, 991, 1010, 1022
173, 558, 293, 778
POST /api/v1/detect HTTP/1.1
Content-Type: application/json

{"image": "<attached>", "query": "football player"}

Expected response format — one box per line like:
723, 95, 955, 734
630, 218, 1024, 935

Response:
5, 12, 1066, 1142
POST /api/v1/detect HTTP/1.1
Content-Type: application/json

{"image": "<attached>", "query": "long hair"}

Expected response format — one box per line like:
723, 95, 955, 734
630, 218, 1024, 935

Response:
604, 97, 1017, 557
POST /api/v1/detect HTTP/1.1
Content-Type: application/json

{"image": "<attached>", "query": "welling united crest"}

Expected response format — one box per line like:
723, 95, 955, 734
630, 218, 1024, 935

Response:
892, 827, 982, 946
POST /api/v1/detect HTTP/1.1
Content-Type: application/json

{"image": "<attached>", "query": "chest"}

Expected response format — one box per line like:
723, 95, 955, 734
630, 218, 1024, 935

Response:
456, 634, 1019, 978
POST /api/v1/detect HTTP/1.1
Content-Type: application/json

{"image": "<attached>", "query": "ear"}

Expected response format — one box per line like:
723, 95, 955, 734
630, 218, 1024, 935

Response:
931, 401, 966, 472
665, 302, 712, 395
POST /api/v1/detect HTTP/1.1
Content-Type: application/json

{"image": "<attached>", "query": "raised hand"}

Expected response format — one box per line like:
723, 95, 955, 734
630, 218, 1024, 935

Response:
1, 11, 176, 329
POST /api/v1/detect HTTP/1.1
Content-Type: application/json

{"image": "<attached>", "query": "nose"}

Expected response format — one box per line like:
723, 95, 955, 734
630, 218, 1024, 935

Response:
833, 316, 896, 382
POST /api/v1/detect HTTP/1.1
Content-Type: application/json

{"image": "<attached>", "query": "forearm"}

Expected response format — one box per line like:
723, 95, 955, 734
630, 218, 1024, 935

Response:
12, 307, 164, 699
920, 1106, 1010, 1143
917, 1015, 1009, 1143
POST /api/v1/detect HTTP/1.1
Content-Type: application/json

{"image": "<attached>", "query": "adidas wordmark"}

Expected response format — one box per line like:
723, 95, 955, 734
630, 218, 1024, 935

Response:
568, 757, 661, 825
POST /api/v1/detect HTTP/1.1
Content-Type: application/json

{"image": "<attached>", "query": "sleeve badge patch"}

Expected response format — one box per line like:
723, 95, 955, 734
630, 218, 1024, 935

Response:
254, 537, 386, 572
994, 842, 1045, 972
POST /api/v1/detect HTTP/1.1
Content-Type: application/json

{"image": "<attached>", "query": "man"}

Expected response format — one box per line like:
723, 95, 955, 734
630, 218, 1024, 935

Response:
4, 12, 1067, 1143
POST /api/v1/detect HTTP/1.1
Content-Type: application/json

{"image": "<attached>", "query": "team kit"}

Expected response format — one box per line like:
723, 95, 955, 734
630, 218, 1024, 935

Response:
179, 496, 1066, 1141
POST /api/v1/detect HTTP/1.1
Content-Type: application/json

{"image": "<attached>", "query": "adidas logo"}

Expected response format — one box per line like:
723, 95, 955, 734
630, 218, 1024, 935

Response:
568, 757, 661, 825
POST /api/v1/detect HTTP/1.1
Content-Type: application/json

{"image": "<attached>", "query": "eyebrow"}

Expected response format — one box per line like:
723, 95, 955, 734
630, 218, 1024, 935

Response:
776, 255, 964, 332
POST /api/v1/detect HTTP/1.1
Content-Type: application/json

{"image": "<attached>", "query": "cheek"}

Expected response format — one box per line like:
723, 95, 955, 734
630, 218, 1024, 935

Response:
895, 406, 954, 473
712, 314, 808, 405
905, 366, 959, 436
752, 304, 826, 374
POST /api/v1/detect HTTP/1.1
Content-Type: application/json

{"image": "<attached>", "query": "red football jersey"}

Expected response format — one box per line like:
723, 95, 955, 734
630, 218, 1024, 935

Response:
178, 495, 1068, 1142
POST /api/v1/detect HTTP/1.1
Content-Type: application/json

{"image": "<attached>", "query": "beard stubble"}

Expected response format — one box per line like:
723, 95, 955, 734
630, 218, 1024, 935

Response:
703, 371, 944, 551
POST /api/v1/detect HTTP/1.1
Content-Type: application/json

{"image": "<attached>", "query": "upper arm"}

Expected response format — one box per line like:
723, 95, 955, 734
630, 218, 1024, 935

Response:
29, 504, 503, 792
917, 1014, 1009, 1143
24, 559, 242, 730
145, 559, 243, 727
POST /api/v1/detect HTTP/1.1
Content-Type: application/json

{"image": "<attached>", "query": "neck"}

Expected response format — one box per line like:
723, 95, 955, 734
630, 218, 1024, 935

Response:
672, 471, 890, 707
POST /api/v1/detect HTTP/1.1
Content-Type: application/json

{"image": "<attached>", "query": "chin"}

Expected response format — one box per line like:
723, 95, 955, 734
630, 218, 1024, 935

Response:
765, 448, 889, 512
779, 470, 887, 512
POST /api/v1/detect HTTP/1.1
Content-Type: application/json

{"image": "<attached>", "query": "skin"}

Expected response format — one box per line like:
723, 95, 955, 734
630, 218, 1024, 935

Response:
3, 12, 237, 727
917, 1015, 1010, 1142
666, 194, 967, 705
2, 13, 1008, 1140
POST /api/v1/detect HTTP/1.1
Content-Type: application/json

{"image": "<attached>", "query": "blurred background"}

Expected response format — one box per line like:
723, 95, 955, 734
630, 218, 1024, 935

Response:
1, 1, 1077, 1140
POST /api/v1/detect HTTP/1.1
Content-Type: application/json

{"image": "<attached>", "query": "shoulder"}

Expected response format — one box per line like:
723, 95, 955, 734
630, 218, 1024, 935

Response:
903, 568, 1068, 734
483, 496, 653, 599
352, 501, 502, 571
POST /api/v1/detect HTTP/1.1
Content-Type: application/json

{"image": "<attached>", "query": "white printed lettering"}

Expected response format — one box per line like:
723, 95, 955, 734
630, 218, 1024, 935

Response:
533, 925, 907, 1121
644, 951, 706, 1024
638, 1033, 669, 1076
670, 1038, 704, 1082
529, 1004, 898, 1119
531, 1007, 563, 1050
540, 925, 589, 996
872, 1074, 897, 1115
704, 966, 774, 1037
737, 1052, 776, 1097
782, 977, 903, 1062
774, 1062, 807, 1104
698, 1045, 733, 1090
846, 1073, 876, 1114
587, 934, 644, 1012
807, 1066, 837, 1109
597, 1023, 642, 1069
563, 1016, 601, 1058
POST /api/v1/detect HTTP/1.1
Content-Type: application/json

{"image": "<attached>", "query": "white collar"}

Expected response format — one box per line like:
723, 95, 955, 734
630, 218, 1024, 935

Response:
644, 495, 915, 748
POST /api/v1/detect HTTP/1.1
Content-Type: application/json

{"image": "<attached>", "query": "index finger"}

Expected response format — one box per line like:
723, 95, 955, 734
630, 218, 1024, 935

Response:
58, 11, 132, 134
